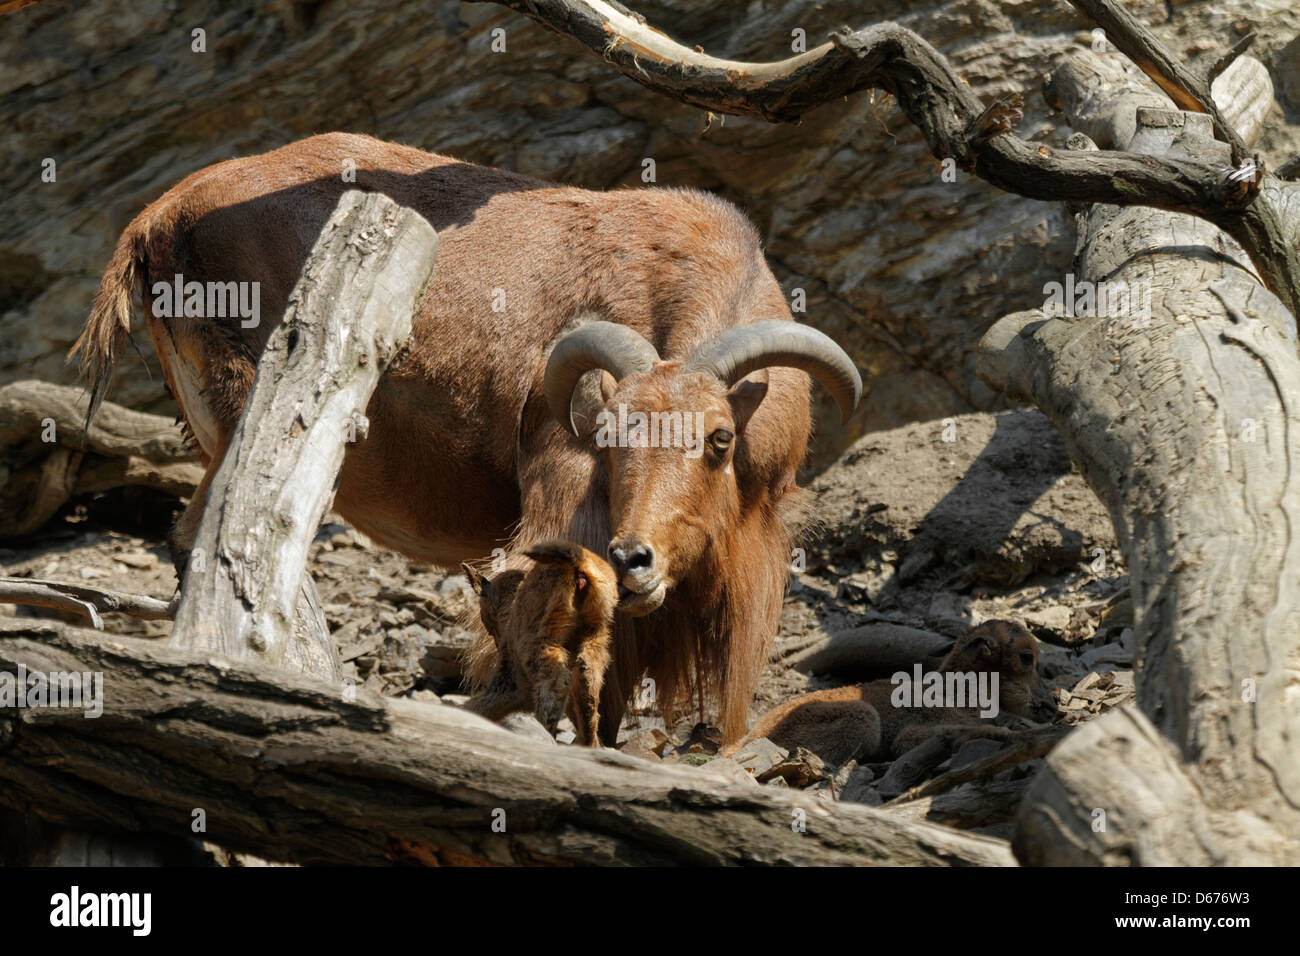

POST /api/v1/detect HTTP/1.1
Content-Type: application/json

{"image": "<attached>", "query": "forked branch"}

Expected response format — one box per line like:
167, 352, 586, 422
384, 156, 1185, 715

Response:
471, 0, 1300, 316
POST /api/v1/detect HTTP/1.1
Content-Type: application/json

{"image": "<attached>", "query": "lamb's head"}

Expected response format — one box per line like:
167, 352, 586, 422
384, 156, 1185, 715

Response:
544, 320, 861, 616
941, 620, 1058, 721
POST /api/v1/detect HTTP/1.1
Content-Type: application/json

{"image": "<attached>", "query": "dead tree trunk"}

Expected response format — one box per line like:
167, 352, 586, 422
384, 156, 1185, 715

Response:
978, 57, 1300, 863
170, 190, 438, 680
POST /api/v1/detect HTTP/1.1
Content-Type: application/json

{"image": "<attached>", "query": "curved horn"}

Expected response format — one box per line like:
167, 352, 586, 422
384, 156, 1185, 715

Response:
544, 321, 661, 437
685, 320, 863, 423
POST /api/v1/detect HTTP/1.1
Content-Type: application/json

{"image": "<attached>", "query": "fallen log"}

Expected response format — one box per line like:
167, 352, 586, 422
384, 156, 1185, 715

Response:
0, 380, 201, 538
0, 619, 1016, 866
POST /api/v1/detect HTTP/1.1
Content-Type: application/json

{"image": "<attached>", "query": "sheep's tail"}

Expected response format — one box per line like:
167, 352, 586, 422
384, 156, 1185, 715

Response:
69, 227, 146, 429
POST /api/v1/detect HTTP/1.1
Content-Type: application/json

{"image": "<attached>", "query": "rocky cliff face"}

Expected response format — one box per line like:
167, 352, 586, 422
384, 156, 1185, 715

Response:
3, 0, 1298, 469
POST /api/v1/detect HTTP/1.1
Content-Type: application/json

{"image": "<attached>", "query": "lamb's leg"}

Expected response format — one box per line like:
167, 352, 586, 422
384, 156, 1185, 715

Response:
529, 644, 573, 736
571, 638, 611, 747
465, 654, 530, 722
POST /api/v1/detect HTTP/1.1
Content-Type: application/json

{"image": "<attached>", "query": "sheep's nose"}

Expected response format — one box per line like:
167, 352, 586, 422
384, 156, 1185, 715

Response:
608, 538, 654, 580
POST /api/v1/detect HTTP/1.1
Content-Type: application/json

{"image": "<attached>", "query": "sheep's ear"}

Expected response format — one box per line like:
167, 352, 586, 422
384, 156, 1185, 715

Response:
727, 370, 768, 433
570, 370, 617, 437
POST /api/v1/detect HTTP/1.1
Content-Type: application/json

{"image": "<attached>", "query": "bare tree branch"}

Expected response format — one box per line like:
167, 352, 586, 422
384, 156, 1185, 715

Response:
0, 577, 175, 628
469, 0, 1300, 316
885, 729, 1069, 806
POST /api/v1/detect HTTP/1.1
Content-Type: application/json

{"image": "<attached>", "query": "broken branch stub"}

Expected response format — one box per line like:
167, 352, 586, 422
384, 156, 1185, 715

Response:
170, 190, 438, 679
979, 104, 1300, 864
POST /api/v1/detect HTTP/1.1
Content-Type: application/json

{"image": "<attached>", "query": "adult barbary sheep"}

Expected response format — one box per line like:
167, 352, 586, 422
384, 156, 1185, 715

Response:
72, 132, 861, 742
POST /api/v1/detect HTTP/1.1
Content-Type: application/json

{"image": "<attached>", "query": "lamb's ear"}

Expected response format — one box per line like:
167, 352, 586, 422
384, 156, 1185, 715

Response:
726, 369, 768, 433
461, 563, 484, 595
965, 634, 996, 659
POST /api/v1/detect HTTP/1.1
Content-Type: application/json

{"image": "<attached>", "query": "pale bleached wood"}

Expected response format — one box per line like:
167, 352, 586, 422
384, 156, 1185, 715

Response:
0, 577, 175, 629
169, 190, 438, 680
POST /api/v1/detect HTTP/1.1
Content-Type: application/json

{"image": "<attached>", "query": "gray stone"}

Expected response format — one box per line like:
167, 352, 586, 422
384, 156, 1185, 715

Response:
500, 713, 556, 745
727, 737, 789, 777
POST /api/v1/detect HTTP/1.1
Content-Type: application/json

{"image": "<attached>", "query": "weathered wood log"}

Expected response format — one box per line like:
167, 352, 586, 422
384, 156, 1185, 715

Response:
170, 190, 438, 681
1065, 0, 1254, 158
471, 0, 1300, 315
1043, 51, 1270, 153
978, 82, 1300, 865
0, 380, 201, 537
0, 619, 1017, 866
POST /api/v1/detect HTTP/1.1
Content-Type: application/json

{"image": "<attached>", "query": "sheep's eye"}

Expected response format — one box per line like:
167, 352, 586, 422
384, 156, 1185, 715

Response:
709, 428, 734, 454
1019, 652, 1035, 666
